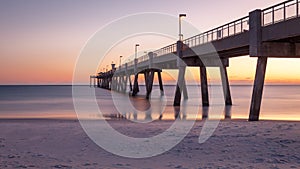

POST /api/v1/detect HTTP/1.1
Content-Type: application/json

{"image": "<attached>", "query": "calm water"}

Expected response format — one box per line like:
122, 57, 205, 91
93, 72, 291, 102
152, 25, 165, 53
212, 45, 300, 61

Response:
0, 85, 299, 121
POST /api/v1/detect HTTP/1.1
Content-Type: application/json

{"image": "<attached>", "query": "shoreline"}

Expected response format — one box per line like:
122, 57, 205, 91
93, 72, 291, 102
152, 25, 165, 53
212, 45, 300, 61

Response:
1, 118, 300, 123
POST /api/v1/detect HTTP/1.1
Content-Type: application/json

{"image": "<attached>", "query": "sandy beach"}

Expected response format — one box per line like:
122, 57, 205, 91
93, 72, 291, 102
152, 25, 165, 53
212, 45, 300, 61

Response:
0, 119, 299, 169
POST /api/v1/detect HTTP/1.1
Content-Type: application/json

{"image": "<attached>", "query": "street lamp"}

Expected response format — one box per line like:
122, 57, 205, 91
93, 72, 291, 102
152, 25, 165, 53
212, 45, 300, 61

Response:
179, 14, 187, 41
135, 44, 140, 59
119, 56, 123, 66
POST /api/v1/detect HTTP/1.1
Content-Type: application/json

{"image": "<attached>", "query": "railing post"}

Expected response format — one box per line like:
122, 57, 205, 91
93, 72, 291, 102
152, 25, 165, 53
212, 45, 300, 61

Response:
234, 23, 236, 34
228, 24, 230, 36
148, 52, 154, 68
272, 7, 275, 24
241, 19, 243, 32
284, 3, 286, 21
262, 12, 265, 26
297, 0, 299, 17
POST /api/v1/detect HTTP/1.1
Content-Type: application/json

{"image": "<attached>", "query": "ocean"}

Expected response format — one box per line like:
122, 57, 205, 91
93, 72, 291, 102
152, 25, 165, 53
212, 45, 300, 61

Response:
0, 85, 299, 121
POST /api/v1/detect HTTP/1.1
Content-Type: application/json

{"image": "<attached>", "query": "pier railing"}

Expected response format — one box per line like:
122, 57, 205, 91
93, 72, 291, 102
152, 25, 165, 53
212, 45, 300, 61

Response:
120, 0, 300, 70
182, 16, 249, 49
124, 15, 249, 68
262, 0, 299, 26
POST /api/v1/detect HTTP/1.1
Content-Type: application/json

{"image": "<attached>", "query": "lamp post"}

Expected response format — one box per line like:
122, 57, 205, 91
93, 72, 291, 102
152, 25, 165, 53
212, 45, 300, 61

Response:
119, 56, 123, 66
135, 44, 140, 59
179, 14, 187, 41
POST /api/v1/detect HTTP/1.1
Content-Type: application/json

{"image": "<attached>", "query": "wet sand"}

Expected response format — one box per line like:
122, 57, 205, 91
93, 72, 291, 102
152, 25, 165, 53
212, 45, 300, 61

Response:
0, 119, 299, 168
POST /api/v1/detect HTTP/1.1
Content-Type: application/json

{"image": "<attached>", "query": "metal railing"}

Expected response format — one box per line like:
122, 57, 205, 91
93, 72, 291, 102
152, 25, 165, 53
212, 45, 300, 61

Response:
154, 43, 177, 57
122, 43, 177, 68
119, 16, 250, 69
262, 0, 299, 26
183, 16, 249, 49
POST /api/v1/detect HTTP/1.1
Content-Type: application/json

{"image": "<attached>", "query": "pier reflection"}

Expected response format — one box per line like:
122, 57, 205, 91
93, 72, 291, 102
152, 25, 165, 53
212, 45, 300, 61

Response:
110, 94, 232, 121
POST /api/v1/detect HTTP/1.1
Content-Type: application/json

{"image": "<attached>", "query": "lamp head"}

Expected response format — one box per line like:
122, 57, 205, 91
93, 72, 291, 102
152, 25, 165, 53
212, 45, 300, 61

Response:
179, 14, 186, 18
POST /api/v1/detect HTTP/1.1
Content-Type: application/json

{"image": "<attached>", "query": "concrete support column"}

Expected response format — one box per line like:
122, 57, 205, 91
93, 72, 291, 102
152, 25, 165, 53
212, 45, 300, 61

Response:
97, 78, 100, 88
173, 66, 186, 106
117, 76, 120, 91
132, 74, 139, 96
125, 63, 129, 93
113, 76, 116, 91
144, 71, 149, 85
182, 80, 188, 99
124, 75, 128, 93
220, 66, 232, 105
109, 78, 111, 89
109, 77, 112, 90
120, 76, 124, 92
132, 58, 139, 96
129, 75, 133, 92
249, 9, 266, 121
202, 107, 209, 119
173, 40, 188, 106
200, 67, 209, 106
146, 71, 155, 99
148, 52, 154, 68
249, 57, 268, 121
157, 71, 164, 95
103, 78, 106, 89
225, 106, 232, 119
90, 76, 92, 87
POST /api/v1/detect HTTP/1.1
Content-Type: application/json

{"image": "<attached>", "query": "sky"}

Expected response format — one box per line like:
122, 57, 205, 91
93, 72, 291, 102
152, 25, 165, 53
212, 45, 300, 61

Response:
1, 0, 299, 85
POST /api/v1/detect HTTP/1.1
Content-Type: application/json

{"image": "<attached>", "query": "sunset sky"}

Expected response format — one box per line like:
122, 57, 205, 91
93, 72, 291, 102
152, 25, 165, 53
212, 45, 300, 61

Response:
1, 0, 299, 85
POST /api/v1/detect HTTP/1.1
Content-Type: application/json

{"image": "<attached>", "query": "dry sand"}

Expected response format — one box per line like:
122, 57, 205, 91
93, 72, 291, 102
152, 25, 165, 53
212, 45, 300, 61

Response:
0, 119, 299, 169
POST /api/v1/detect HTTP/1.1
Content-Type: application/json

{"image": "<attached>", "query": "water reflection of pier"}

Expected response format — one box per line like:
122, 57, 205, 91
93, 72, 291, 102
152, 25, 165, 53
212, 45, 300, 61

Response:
108, 97, 232, 121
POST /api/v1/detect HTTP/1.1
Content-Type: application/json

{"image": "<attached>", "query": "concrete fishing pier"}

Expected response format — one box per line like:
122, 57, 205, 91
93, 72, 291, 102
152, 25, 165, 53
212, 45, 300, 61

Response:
91, 0, 300, 121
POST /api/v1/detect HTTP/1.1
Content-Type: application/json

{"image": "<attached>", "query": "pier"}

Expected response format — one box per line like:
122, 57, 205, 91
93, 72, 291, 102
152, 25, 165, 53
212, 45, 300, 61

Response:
91, 0, 300, 121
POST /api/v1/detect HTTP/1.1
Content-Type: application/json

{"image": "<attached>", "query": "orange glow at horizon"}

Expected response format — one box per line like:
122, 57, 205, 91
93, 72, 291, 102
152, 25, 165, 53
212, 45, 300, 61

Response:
3, 51, 300, 85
